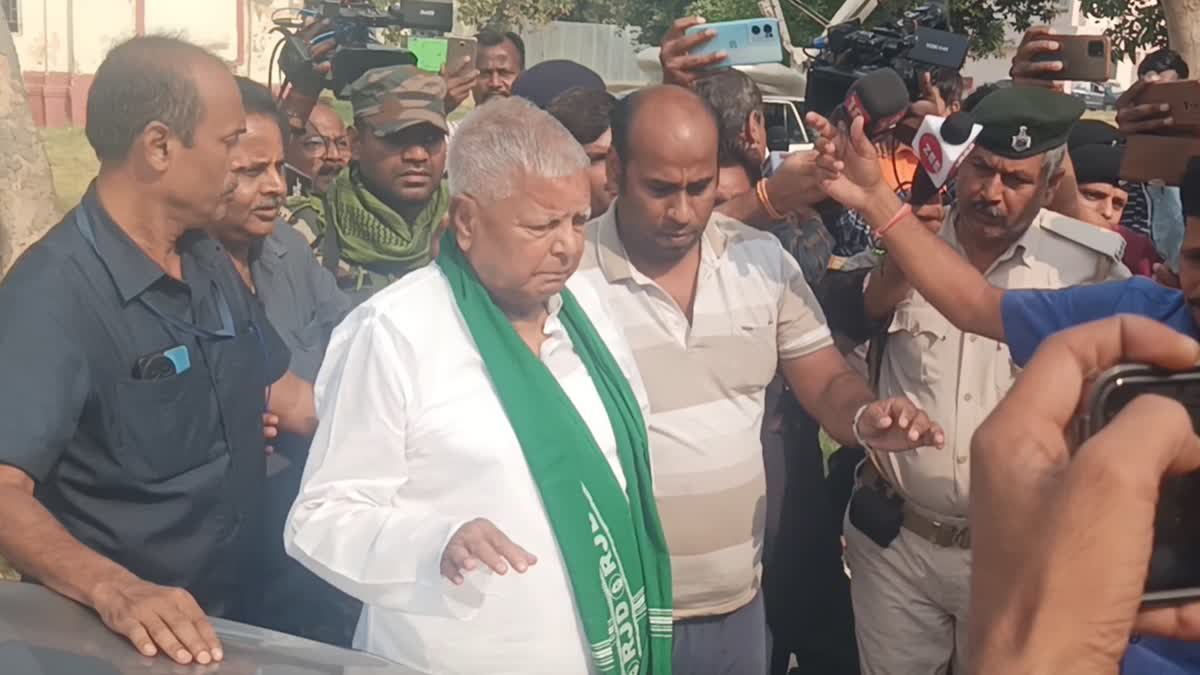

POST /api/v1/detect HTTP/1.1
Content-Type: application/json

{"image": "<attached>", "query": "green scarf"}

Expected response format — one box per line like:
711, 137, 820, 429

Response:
323, 167, 448, 271
437, 233, 672, 674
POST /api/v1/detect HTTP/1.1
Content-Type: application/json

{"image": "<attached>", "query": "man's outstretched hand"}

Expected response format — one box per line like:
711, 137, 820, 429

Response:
441, 519, 537, 586
856, 397, 945, 452
807, 111, 889, 213
970, 316, 1200, 674
1009, 27, 1067, 92
659, 17, 726, 88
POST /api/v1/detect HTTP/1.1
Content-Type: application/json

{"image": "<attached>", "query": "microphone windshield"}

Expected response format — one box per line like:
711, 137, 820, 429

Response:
851, 68, 910, 120
941, 112, 975, 145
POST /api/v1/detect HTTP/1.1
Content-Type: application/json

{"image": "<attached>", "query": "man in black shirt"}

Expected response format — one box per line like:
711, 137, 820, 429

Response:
0, 36, 316, 666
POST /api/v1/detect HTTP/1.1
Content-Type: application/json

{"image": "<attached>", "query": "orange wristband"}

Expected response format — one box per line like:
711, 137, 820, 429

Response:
756, 180, 785, 221
875, 203, 912, 239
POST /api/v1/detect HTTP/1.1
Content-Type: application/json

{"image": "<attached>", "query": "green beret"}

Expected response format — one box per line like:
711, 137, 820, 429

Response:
971, 86, 1085, 159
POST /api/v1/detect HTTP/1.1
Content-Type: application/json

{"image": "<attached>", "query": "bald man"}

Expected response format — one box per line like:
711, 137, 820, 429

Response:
576, 85, 943, 674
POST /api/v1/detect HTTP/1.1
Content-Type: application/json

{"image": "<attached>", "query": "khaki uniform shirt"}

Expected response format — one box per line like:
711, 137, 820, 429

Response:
875, 208, 1130, 520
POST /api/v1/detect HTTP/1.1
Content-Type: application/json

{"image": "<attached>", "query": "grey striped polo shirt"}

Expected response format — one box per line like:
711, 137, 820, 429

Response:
576, 206, 833, 618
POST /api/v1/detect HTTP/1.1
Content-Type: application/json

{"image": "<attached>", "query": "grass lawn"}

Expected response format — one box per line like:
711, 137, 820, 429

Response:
43, 127, 99, 214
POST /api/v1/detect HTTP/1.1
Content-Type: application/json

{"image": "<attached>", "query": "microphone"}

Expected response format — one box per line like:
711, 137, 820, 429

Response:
831, 68, 911, 140
908, 112, 982, 205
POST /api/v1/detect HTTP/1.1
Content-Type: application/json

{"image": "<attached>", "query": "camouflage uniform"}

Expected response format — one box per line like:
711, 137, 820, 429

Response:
283, 65, 450, 306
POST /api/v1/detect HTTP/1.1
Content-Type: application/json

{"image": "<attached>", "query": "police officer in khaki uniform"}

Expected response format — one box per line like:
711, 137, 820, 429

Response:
284, 65, 450, 305
820, 87, 1130, 675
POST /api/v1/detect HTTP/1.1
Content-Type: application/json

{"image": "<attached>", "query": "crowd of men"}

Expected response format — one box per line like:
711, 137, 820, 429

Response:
1, 12, 1200, 675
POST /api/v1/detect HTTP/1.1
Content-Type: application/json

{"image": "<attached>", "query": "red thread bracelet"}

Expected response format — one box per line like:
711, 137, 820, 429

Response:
875, 203, 913, 239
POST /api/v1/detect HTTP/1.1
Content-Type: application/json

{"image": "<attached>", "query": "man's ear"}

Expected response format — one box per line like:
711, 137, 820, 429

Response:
139, 121, 172, 173
746, 109, 766, 148
450, 195, 478, 253
606, 150, 623, 195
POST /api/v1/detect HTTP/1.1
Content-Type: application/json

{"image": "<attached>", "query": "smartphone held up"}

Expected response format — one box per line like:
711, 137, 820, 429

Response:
1075, 365, 1200, 605
685, 19, 785, 70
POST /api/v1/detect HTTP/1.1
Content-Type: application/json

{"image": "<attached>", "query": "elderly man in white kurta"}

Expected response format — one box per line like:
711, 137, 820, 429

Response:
284, 97, 673, 675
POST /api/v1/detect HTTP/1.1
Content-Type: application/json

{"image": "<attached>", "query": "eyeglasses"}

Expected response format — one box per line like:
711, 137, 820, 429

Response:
299, 133, 351, 158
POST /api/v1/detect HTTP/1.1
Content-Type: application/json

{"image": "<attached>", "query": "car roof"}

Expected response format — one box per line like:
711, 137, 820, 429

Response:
0, 582, 412, 674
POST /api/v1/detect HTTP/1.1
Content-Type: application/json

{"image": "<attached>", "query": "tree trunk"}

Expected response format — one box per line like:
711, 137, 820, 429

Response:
1161, 0, 1200, 77
0, 7, 59, 276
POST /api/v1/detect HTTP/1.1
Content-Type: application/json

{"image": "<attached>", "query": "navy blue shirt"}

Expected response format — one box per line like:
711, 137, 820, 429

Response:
0, 188, 290, 620
1002, 276, 1200, 673
1002, 276, 1196, 368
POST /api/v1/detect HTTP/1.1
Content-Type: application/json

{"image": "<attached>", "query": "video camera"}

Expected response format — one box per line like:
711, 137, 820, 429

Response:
275, 0, 454, 99
805, 4, 969, 119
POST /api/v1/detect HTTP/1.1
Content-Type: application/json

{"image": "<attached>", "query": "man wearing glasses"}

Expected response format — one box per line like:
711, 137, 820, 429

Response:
284, 99, 350, 199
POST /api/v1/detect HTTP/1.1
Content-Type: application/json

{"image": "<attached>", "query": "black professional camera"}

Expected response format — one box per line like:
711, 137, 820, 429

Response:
805, 4, 969, 119
275, 0, 454, 98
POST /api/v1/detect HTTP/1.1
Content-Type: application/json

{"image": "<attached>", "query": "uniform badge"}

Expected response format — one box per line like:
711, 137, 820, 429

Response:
1012, 125, 1032, 153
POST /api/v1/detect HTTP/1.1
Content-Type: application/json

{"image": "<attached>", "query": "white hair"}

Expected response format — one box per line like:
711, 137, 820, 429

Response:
1041, 144, 1068, 186
447, 97, 589, 204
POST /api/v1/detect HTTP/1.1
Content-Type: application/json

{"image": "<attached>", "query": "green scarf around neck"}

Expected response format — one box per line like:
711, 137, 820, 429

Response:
436, 232, 673, 675
323, 167, 448, 270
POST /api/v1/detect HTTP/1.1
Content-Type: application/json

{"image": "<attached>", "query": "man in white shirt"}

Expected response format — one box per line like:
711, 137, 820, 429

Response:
285, 97, 673, 675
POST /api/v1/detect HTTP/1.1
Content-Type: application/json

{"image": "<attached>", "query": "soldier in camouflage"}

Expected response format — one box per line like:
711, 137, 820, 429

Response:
284, 65, 450, 305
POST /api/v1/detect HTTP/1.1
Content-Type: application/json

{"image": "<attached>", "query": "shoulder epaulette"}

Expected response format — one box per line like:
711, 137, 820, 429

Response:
1040, 210, 1126, 261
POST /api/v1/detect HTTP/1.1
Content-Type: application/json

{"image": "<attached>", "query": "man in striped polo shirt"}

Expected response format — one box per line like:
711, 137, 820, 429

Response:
576, 84, 945, 674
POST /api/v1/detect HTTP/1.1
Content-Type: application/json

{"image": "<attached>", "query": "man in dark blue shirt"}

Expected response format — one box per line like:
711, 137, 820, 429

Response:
0, 37, 318, 667
808, 85, 1200, 673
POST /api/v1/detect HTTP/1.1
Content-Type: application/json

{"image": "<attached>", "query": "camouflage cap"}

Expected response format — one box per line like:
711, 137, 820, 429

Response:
350, 65, 448, 137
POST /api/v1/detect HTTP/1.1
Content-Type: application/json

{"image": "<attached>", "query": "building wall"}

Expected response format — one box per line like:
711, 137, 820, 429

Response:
12, 0, 303, 128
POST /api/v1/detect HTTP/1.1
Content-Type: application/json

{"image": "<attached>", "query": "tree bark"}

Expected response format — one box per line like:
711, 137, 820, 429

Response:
1161, 0, 1200, 77
0, 7, 59, 276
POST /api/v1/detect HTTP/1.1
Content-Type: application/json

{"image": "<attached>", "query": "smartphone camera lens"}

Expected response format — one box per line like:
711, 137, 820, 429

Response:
764, 24, 774, 34
752, 25, 762, 35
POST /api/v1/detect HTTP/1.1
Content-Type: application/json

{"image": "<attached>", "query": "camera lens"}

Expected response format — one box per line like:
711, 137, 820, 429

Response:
764, 24, 774, 34
752, 25, 762, 35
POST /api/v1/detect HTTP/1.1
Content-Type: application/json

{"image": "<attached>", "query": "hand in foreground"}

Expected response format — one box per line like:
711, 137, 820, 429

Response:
764, 150, 827, 214
1117, 74, 1174, 135
280, 19, 337, 96
441, 518, 538, 585
808, 111, 887, 212
90, 576, 222, 665
659, 17, 726, 88
1009, 26, 1066, 92
856, 397, 945, 452
969, 316, 1200, 675
263, 412, 279, 455
443, 56, 479, 114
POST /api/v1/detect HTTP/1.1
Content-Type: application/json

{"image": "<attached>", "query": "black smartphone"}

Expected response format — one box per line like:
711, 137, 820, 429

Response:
1077, 365, 1200, 604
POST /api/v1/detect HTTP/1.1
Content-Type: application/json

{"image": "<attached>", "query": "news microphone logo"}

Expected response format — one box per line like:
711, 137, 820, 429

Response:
918, 134, 944, 176
911, 113, 982, 188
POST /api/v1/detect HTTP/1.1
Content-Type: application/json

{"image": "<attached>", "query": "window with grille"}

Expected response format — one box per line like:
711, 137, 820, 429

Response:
3, 0, 18, 34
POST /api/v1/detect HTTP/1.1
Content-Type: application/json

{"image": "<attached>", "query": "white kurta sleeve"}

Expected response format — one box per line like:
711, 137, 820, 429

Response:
284, 306, 489, 617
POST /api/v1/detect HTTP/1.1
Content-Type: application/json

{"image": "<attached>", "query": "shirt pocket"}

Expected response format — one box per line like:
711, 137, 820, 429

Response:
887, 306, 949, 387
115, 369, 221, 481
723, 311, 779, 395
